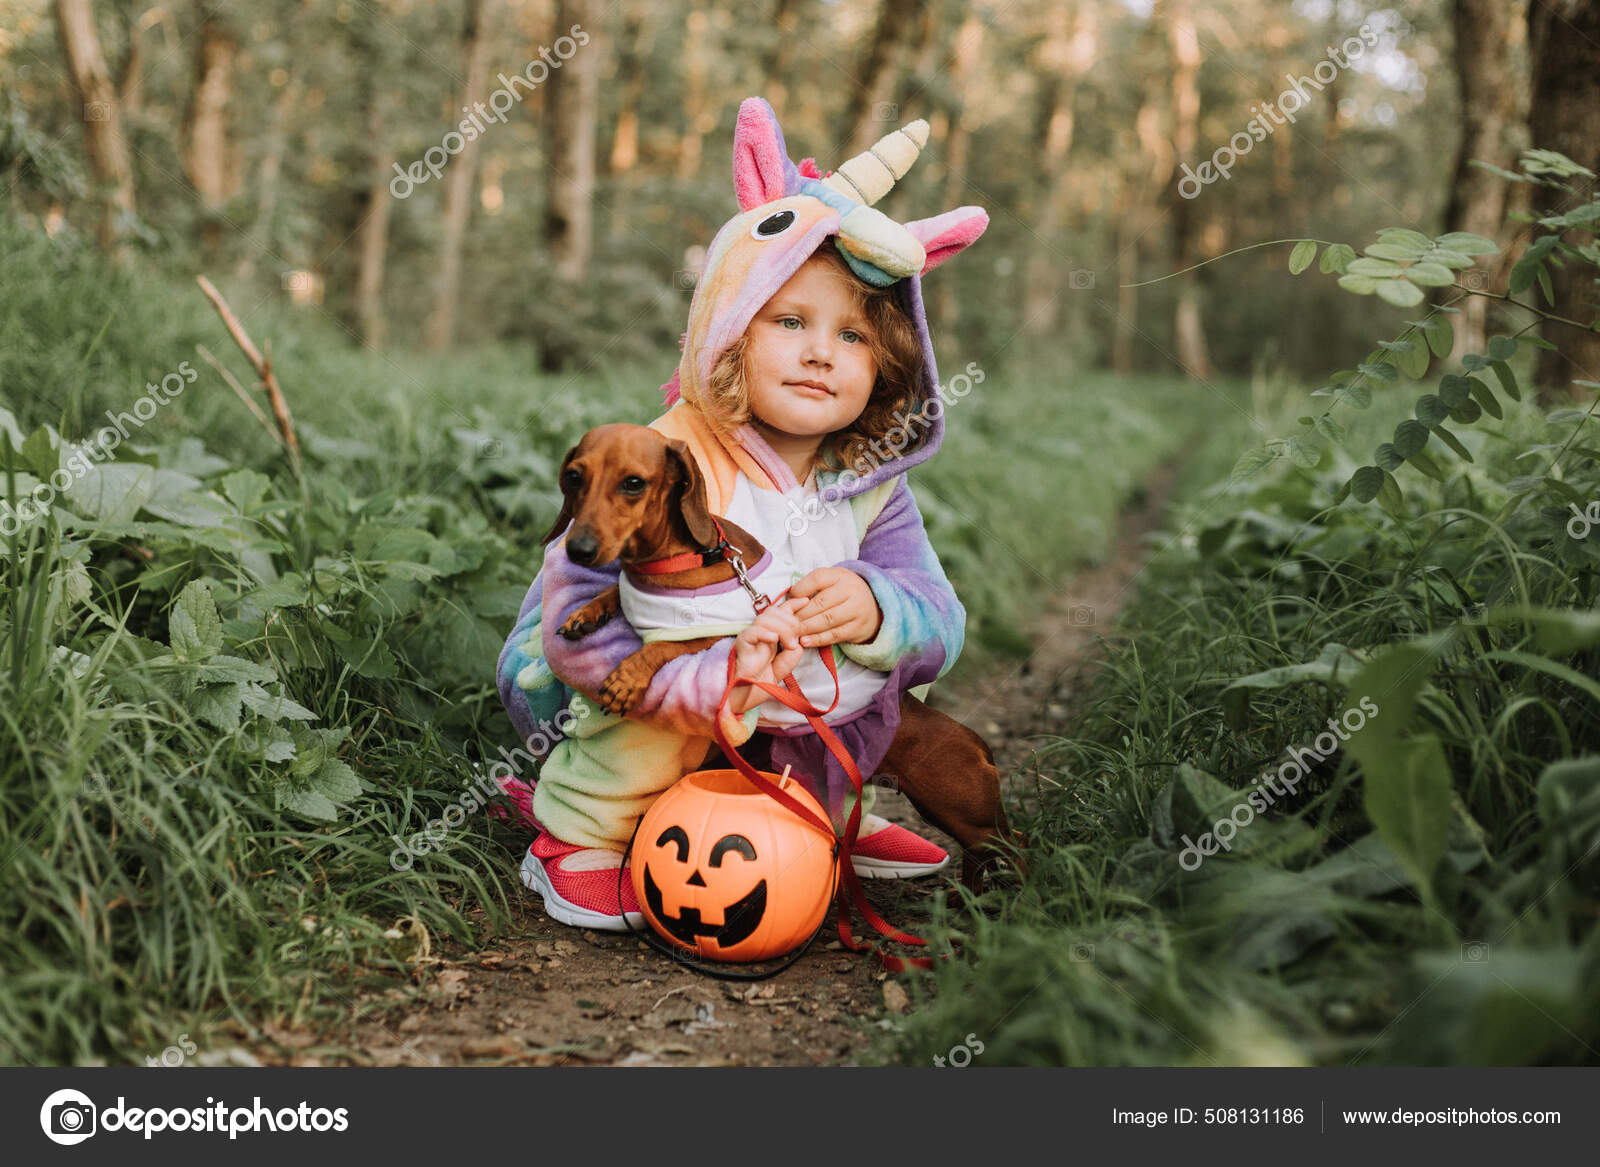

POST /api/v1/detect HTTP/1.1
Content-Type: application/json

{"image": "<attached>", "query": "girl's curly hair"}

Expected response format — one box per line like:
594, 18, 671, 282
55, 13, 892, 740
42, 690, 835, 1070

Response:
699, 242, 927, 475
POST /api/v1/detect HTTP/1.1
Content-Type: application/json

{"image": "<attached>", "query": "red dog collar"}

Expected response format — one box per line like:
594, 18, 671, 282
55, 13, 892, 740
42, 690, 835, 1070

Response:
630, 516, 776, 612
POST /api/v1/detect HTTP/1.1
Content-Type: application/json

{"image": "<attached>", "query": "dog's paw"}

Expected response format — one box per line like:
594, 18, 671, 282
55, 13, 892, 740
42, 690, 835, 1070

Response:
598, 659, 653, 715
557, 605, 613, 640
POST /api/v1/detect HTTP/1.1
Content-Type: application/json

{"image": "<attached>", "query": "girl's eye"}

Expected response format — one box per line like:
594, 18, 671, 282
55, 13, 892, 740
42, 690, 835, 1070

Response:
779, 317, 802, 330
840, 329, 862, 343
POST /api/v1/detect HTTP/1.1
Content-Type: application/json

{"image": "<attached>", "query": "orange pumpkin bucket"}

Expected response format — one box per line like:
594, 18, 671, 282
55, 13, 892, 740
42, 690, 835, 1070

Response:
631, 768, 837, 963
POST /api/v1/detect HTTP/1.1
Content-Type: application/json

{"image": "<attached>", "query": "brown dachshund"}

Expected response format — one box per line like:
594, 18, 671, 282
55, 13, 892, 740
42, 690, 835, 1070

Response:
540, 422, 1020, 890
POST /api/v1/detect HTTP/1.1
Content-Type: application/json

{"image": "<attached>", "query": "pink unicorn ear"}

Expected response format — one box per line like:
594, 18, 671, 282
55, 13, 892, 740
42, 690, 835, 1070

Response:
904, 207, 989, 276
732, 97, 798, 210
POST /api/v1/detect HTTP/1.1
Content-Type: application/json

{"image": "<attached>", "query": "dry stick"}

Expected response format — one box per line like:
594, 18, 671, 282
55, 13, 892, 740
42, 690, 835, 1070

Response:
194, 343, 280, 445
195, 275, 303, 478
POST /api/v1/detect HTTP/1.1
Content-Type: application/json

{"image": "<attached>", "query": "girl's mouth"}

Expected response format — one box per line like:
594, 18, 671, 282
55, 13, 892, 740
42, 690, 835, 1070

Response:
786, 381, 833, 397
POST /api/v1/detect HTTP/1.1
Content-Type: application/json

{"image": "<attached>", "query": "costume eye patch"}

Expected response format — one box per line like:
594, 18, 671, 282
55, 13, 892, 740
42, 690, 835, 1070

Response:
750, 209, 796, 239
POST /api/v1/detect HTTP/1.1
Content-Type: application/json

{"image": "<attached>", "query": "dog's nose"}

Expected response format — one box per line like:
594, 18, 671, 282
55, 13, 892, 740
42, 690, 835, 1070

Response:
567, 530, 599, 565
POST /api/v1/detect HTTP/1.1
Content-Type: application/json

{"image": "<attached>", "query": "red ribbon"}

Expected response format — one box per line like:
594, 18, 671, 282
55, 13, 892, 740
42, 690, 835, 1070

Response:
712, 641, 936, 973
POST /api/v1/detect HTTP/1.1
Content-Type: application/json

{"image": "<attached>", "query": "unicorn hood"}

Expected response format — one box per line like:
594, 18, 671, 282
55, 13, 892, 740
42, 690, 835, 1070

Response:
660, 96, 988, 502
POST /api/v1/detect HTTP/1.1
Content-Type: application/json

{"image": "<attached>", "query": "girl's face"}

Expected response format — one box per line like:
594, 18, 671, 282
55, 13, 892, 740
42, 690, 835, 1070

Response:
743, 257, 879, 446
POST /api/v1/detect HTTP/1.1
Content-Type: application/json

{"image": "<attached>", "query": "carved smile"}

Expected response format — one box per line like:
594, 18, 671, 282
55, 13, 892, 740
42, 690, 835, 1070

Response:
642, 866, 768, 949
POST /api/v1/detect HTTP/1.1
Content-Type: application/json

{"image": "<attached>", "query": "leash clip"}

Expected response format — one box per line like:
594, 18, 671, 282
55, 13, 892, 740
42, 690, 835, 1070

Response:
727, 550, 774, 612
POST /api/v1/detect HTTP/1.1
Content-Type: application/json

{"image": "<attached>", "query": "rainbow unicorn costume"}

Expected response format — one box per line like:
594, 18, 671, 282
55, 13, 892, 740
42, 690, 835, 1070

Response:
494, 96, 988, 849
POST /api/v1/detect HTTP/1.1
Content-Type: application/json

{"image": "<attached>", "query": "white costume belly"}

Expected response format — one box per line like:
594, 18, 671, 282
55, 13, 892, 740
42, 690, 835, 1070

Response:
618, 469, 888, 728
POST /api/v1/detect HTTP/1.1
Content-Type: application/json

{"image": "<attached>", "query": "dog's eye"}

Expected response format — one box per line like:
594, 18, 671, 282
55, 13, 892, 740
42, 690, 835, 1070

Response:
619, 475, 646, 495
561, 468, 582, 491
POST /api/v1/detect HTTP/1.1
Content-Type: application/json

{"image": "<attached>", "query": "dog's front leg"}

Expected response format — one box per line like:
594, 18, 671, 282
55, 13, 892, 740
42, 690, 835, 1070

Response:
598, 636, 723, 714
557, 585, 621, 639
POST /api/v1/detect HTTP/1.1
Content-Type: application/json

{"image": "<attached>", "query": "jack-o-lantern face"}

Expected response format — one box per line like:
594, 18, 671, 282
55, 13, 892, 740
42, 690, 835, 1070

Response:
642, 826, 767, 950
632, 769, 836, 963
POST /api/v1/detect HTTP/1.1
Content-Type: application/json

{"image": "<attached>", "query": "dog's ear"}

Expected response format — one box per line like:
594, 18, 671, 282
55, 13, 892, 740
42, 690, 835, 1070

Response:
539, 443, 581, 546
665, 440, 718, 548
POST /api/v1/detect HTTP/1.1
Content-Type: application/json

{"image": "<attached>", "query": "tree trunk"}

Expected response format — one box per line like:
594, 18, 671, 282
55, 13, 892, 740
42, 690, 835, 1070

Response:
932, 7, 983, 331
1114, 84, 1172, 374
234, 73, 301, 283
183, 12, 238, 256
116, 4, 146, 116
841, 0, 924, 156
1166, 0, 1213, 379
761, 0, 810, 123
676, 0, 710, 180
53, 0, 136, 253
607, 0, 646, 237
1024, 4, 1098, 337
545, 0, 600, 284
356, 95, 395, 350
425, 0, 498, 351
1442, 0, 1522, 361
1528, 0, 1600, 398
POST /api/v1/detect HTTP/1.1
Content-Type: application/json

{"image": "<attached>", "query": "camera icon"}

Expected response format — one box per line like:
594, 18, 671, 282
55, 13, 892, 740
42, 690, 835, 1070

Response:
83, 101, 110, 122
40, 1089, 97, 1145
1069, 942, 1096, 963
1068, 604, 1096, 626
674, 269, 699, 291
1460, 270, 1488, 291
873, 102, 899, 122
81, 772, 108, 797
281, 270, 313, 293
1069, 269, 1096, 290
477, 438, 504, 460
1461, 941, 1490, 963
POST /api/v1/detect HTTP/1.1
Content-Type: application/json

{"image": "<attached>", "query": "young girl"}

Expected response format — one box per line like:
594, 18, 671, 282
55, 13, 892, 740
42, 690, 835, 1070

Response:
495, 97, 988, 930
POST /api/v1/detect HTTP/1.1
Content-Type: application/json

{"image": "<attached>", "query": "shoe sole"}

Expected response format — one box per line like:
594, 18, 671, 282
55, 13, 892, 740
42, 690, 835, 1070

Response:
519, 850, 644, 932
850, 854, 951, 880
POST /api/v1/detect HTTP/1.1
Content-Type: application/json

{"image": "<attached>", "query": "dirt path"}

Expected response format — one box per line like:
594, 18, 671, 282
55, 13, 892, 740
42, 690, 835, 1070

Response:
241, 463, 1183, 1067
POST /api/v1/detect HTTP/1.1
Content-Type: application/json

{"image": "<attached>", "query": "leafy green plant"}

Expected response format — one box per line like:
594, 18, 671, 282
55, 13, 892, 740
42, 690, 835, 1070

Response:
1236, 148, 1600, 518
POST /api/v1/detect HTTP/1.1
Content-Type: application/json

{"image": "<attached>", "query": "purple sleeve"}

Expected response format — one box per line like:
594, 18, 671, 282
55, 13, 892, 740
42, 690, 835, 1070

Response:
833, 476, 966, 678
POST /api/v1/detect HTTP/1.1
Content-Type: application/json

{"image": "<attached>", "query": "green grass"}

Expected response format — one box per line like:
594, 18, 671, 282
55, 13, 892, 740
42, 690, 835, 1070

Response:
875, 363, 1600, 1066
0, 212, 1205, 1064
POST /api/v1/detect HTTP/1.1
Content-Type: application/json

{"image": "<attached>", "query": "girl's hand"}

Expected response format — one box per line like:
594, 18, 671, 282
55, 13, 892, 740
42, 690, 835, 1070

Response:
728, 596, 810, 714
787, 568, 883, 647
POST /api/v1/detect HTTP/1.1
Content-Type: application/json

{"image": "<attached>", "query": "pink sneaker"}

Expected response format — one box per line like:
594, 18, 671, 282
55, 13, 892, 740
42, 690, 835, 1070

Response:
519, 832, 644, 931
849, 821, 950, 879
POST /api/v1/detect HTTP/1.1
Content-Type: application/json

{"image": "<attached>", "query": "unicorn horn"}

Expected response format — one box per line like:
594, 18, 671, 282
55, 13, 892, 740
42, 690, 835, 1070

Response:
821, 119, 930, 207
